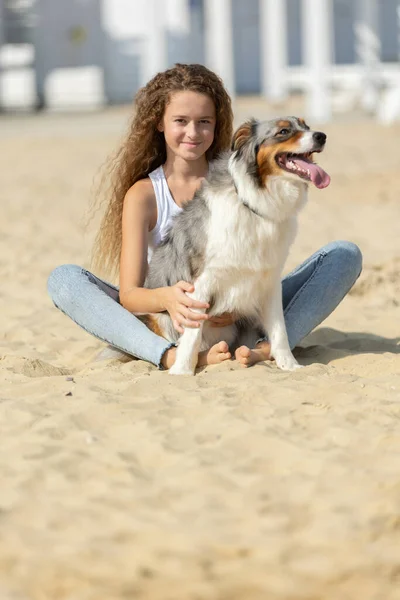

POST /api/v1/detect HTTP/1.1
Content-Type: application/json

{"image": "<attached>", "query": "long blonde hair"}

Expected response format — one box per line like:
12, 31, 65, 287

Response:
90, 63, 233, 278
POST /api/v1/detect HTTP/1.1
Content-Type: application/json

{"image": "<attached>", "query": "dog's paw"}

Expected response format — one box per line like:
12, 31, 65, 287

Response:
274, 353, 303, 371
169, 363, 195, 376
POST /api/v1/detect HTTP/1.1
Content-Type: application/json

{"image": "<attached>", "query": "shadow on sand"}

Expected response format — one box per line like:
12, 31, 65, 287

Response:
294, 327, 400, 366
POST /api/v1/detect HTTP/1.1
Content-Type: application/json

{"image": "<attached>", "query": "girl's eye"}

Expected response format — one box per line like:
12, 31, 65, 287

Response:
200, 119, 211, 124
175, 119, 186, 123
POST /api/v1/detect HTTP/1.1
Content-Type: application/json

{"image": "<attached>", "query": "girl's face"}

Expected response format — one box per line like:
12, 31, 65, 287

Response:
159, 91, 216, 162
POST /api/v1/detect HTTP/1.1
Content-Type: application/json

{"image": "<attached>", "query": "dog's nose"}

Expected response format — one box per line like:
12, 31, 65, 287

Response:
313, 131, 327, 145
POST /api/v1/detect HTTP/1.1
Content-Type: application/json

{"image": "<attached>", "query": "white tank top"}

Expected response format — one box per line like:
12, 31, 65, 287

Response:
148, 165, 183, 262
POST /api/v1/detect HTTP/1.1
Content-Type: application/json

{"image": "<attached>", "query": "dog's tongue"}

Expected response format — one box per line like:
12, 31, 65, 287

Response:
292, 157, 331, 189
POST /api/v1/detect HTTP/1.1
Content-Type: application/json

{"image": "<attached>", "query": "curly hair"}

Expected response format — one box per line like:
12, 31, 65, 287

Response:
90, 63, 233, 279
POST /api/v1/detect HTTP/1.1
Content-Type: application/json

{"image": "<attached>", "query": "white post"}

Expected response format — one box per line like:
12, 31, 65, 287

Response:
376, 1, 400, 124
166, 0, 190, 34
204, 0, 235, 97
260, 0, 288, 103
101, 0, 166, 96
302, 0, 333, 123
354, 0, 380, 113
0, 0, 3, 111
143, 0, 167, 85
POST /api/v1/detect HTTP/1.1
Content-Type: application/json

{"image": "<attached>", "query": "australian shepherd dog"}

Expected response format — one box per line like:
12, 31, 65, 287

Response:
142, 117, 330, 375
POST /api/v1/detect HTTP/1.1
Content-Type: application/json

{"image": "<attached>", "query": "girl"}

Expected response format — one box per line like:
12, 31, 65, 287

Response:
47, 63, 362, 371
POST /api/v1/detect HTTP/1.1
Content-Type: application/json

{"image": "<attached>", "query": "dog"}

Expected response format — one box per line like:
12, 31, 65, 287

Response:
142, 117, 330, 375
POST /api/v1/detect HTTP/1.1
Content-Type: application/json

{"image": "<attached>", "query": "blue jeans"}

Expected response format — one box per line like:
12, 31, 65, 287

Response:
47, 241, 362, 369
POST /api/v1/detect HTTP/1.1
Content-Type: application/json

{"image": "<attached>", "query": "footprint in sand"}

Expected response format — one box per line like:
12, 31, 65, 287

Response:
0, 355, 71, 378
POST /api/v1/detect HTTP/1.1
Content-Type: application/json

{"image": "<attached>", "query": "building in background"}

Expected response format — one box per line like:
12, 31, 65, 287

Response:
0, 0, 400, 122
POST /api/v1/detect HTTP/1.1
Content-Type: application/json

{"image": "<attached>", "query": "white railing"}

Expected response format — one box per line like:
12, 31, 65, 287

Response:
1, 0, 400, 122
204, 0, 400, 124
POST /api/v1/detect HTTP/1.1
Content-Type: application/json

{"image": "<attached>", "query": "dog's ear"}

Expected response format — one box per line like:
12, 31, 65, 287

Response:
297, 117, 309, 130
231, 119, 258, 153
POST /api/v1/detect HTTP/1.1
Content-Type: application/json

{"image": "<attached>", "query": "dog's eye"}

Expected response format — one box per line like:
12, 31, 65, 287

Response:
277, 128, 290, 136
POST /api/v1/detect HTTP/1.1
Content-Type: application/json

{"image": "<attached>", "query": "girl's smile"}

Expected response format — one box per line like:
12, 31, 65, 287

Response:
159, 90, 216, 162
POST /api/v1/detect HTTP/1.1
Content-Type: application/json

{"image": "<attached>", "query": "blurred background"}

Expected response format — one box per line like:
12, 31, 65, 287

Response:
1, 0, 400, 122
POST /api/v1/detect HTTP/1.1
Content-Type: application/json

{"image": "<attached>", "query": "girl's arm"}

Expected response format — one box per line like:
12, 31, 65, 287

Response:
119, 179, 164, 313
119, 180, 209, 331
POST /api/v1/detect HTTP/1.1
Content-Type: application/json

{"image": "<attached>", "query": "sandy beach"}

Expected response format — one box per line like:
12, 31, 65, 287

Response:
1, 99, 400, 599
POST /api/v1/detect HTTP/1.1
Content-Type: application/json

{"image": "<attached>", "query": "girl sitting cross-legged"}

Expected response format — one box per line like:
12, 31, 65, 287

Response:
47, 63, 362, 371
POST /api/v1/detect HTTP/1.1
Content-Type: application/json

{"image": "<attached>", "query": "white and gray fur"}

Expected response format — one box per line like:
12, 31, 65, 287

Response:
144, 117, 327, 375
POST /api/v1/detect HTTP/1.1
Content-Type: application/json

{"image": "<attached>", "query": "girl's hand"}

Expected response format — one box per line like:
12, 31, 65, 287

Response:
209, 312, 236, 328
162, 281, 209, 334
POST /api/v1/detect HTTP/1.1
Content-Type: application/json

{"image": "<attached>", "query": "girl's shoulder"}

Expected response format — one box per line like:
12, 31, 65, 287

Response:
123, 178, 157, 228
124, 177, 157, 210
125, 177, 154, 201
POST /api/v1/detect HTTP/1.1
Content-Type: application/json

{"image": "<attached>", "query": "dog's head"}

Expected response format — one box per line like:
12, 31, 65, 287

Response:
231, 117, 330, 190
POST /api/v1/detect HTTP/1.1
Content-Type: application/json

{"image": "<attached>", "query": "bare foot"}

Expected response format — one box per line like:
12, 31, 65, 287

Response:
161, 341, 231, 370
235, 341, 271, 368
198, 341, 231, 366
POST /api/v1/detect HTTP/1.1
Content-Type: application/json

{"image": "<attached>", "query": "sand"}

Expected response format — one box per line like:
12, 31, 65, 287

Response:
1, 100, 400, 600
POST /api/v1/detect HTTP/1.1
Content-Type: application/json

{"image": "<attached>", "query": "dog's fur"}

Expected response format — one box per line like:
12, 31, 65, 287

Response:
143, 117, 330, 375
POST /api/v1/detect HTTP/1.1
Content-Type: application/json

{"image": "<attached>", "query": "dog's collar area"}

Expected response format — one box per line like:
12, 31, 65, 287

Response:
232, 181, 264, 218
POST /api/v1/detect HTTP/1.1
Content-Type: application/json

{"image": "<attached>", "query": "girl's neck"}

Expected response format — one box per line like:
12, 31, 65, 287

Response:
163, 154, 208, 181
